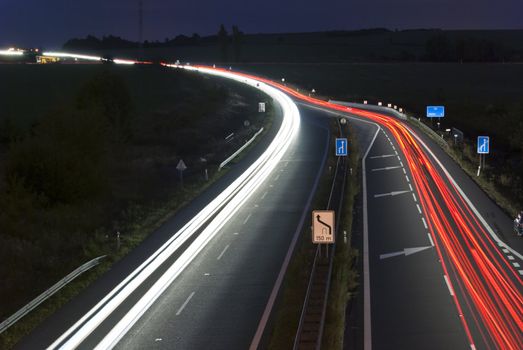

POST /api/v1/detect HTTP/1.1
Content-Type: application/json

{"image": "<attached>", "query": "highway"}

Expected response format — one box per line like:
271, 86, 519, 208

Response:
17, 61, 523, 350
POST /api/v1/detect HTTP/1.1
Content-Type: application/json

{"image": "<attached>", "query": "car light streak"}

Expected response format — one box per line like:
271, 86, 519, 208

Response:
48, 63, 300, 350
42, 52, 102, 61
43, 59, 521, 349
192, 66, 522, 349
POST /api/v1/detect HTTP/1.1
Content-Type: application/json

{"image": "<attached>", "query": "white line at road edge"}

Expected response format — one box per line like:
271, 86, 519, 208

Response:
48, 67, 300, 350
404, 125, 523, 261
361, 124, 381, 350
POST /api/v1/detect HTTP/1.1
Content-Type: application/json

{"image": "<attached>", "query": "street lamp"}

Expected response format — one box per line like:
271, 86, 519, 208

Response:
454, 134, 458, 146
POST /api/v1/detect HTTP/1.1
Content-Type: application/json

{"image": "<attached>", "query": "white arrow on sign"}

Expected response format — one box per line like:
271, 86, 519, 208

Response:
176, 159, 187, 171
380, 246, 433, 260
374, 190, 410, 198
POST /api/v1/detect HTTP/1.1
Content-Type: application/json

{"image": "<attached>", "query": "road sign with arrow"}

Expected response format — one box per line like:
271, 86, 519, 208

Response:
312, 210, 335, 244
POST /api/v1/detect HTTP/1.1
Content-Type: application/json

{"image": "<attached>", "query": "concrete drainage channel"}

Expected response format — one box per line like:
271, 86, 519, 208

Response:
293, 120, 348, 350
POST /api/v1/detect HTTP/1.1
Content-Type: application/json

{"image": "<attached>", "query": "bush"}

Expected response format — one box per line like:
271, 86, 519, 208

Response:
6, 108, 108, 205
76, 70, 132, 142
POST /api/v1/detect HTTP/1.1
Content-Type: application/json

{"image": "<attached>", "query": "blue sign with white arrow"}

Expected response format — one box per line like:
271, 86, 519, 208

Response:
477, 136, 490, 154
336, 138, 348, 156
426, 106, 445, 118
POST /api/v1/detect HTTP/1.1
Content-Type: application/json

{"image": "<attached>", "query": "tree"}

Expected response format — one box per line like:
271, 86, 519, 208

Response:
76, 71, 133, 142
218, 24, 229, 62
232, 25, 244, 62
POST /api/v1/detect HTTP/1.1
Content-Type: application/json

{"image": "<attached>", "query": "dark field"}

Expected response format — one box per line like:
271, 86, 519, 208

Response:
0, 64, 271, 348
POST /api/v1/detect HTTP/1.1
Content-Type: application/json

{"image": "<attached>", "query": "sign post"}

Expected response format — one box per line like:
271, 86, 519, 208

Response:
176, 159, 187, 187
476, 136, 490, 177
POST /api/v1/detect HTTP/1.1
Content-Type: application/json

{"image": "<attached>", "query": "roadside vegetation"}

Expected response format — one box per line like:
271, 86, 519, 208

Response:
321, 123, 360, 349
0, 65, 274, 348
267, 120, 359, 350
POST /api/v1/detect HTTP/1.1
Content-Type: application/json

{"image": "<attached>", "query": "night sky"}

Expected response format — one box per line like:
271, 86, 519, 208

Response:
1, 0, 522, 48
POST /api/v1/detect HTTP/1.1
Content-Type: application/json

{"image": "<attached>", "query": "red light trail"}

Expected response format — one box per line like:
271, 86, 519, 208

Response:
193, 65, 523, 349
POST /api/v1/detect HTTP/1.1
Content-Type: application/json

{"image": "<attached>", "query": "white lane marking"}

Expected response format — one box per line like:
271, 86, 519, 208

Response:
243, 213, 252, 225
422, 218, 428, 229
416, 204, 422, 214
370, 154, 395, 159
274, 174, 280, 181
400, 161, 404, 167
412, 193, 418, 202
155, 338, 162, 342
408, 184, 413, 191
371, 166, 402, 172
519, 270, 523, 276
444, 275, 455, 296
502, 248, 509, 253
261, 191, 268, 199
428, 233, 435, 247
395, 150, 399, 156
507, 255, 514, 261
176, 292, 195, 316
233, 232, 239, 235
402, 168, 407, 175
204, 273, 210, 276
392, 145, 396, 151
217, 244, 230, 260
405, 175, 410, 182
513, 262, 520, 268
405, 125, 523, 260
374, 190, 411, 198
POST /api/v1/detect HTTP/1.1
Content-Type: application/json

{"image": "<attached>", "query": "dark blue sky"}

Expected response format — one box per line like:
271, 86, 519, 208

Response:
1, 0, 522, 48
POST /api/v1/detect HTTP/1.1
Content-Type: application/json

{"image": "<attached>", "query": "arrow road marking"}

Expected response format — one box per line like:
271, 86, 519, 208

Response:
380, 246, 433, 260
371, 166, 402, 172
374, 190, 411, 198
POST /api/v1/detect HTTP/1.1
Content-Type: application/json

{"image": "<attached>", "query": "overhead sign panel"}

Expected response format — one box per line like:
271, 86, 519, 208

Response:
426, 106, 445, 118
312, 210, 335, 244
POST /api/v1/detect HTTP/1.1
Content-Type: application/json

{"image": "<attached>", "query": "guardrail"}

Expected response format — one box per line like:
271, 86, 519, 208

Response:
0, 255, 106, 334
329, 100, 408, 121
218, 127, 264, 171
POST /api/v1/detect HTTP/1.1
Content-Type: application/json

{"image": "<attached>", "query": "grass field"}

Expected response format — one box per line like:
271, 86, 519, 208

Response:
0, 64, 274, 348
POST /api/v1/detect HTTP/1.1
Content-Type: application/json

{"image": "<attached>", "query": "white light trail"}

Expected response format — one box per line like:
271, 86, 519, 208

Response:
48, 65, 300, 350
42, 52, 102, 61
0, 49, 24, 56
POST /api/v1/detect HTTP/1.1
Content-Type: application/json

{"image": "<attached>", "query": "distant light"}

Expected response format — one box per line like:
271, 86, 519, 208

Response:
0, 49, 24, 56
43, 52, 101, 61
113, 59, 135, 65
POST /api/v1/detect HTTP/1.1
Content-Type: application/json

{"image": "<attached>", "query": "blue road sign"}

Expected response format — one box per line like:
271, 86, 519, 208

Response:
426, 106, 445, 118
336, 138, 348, 156
477, 136, 490, 154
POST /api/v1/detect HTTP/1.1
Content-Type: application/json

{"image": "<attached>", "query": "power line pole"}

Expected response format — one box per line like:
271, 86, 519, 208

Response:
138, 0, 143, 46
